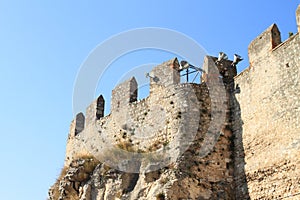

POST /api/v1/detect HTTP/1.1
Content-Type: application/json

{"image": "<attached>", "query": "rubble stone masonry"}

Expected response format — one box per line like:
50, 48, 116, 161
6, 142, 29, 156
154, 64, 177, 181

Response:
50, 5, 300, 200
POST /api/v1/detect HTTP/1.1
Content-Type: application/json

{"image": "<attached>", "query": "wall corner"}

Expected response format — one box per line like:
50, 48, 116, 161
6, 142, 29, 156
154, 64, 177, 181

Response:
248, 24, 281, 64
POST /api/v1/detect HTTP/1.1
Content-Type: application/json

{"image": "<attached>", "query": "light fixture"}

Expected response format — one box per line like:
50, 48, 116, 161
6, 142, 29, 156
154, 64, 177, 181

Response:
179, 60, 205, 73
180, 60, 190, 70
217, 52, 228, 63
232, 54, 243, 66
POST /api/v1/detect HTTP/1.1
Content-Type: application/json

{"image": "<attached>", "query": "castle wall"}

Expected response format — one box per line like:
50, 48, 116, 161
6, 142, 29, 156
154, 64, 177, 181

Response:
53, 6, 300, 200
111, 77, 137, 113
233, 25, 300, 199
85, 95, 105, 127
63, 57, 239, 199
63, 28, 300, 200
150, 58, 180, 91
248, 24, 281, 65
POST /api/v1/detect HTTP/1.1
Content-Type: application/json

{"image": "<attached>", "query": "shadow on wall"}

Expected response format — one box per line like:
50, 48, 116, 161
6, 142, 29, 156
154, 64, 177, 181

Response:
231, 84, 250, 200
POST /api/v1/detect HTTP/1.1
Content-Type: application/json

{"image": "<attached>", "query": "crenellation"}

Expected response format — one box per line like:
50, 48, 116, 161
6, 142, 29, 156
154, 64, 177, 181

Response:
111, 76, 137, 113
64, 54, 235, 179
150, 57, 180, 91
85, 95, 105, 128
56, 5, 300, 200
248, 24, 281, 65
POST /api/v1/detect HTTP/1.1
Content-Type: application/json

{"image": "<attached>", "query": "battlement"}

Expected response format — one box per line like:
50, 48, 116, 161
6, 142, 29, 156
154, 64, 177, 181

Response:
111, 77, 137, 113
248, 5, 300, 66
149, 57, 180, 91
54, 6, 300, 200
66, 5, 299, 141
68, 58, 182, 134
68, 56, 235, 136
66, 9, 300, 165
85, 95, 105, 127
64, 55, 236, 165
248, 24, 281, 65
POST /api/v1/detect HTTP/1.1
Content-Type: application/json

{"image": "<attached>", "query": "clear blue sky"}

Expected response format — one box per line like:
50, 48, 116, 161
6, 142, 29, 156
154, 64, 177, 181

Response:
0, 1, 299, 199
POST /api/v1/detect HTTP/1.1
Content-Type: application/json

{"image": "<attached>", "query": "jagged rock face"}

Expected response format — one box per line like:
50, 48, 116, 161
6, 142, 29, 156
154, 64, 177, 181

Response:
49, 130, 235, 200
49, 99, 235, 200
48, 157, 100, 200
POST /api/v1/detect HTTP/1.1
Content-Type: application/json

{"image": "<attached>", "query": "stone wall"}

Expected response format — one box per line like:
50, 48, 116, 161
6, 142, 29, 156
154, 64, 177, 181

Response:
233, 14, 300, 199
57, 6, 300, 200
61, 56, 238, 199
111, 77, 137, 113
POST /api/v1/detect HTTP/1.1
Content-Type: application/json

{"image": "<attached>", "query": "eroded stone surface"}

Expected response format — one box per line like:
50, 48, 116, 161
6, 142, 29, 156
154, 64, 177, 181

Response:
49, 6, 300, 200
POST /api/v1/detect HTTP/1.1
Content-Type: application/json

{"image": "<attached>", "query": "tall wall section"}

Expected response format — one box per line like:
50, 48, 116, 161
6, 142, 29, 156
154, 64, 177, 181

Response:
61, 56, 240, 199
51, 5, 300, 200
233, 6, 300, 199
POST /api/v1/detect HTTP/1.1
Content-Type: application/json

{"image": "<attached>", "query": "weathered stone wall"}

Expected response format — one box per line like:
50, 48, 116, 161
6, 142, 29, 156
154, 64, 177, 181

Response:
85, 95, 104, 128
60, 56, 237, 199
111, 77, 137, 113
248, 24, 281, 65
150, 58, 180, 90
233, 20, 300, 199
54, 6, 300, 200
